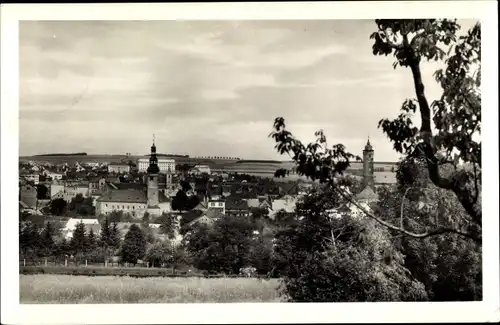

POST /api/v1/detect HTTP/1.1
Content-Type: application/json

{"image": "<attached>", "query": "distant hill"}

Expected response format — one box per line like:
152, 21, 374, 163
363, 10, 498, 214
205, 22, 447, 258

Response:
35, 153, 87, 156
236, 159, 282, 164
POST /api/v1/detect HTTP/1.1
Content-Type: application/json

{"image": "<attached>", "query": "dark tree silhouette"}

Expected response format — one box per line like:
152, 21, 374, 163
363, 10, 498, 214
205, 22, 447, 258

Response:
120, 224, 146, 265
36, 184, 49, 200
50, 198, 67, 216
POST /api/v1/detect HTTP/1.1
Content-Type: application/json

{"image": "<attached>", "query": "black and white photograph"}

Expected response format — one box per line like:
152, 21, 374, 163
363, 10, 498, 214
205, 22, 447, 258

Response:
1, 1, 498, 324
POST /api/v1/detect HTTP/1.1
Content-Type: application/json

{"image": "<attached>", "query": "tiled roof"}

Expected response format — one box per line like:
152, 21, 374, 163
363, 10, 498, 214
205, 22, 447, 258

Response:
112, 182, 147, 191
21, 184, 37, 192
188, 215, 214, 227
355, 186, 379, 201
337, 204, 352, 213
109, 163, 129, 166
96, 189, 147, 203
51, 190, 64, 199
271, 197, 296, 213
107, 182, 119, 190
225, 198, 249, 211
37, 199, 51, 209
226, 191, 256, 201
63, 218, 99, 231
194, 201, 208, 210
19, 201, 30, 209
114, 222, 143, 237
91, 190, 106, 196
85, 223, 101, 234
279, 183, 299, 195
204, 209, 225, 219
158, 191, 171, 203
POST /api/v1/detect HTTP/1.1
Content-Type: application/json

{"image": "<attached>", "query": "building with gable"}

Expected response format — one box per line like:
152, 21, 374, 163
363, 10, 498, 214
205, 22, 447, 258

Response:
23, 174, 40, 185
225, 197, 250, 217
107, 163, 131, 174
20, 184, 38, 209
269, 195, 298, 219
62, 218, 101, 239
247, 196, 272, 210
354, 185, 379, 204
137, 157, 175, 173
96, 139, 172, 218
188, 209, 224, 227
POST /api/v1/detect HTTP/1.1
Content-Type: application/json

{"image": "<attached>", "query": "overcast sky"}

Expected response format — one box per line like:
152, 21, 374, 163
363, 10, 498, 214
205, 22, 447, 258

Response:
19, 19, 476, 161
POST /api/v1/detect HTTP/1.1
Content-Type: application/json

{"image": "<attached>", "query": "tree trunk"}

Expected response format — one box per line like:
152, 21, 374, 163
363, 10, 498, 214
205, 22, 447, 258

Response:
408, 59, 482, 231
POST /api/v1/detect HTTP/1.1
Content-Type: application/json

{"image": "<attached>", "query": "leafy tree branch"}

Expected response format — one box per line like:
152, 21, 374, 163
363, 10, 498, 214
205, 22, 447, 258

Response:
269, 117, 480, 243
373, 19, 481, 226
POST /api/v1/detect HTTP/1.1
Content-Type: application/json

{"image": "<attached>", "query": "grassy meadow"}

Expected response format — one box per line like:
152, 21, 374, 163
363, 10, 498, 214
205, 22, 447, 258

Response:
20, 274, 282, 303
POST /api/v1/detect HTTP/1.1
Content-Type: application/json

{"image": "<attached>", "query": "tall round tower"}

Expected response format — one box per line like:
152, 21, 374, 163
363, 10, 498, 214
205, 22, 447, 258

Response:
147, 137, 160, 207
362, 138, 375, 188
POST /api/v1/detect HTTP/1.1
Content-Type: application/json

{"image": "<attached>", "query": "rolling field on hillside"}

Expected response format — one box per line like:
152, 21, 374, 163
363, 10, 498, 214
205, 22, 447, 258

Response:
20, 274, 282, 303
19, 154, 300, 179
21, 154, 255, 167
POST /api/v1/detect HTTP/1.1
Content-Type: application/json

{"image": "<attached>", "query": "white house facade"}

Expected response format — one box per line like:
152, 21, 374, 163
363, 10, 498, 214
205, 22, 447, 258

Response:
137, 158, 175, 173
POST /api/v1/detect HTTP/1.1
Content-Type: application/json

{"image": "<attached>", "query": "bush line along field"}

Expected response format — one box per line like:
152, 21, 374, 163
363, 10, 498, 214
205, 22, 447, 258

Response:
20, 275, 281, 303
20, 266, 271, 279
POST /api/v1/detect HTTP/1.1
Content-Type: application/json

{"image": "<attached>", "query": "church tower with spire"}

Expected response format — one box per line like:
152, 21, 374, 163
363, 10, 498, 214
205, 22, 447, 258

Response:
147, 135, 160, 208
362, 137, 375, 188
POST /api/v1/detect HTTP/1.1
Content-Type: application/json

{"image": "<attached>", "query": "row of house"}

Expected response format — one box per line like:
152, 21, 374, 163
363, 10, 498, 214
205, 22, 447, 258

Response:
60, 217, 183, 245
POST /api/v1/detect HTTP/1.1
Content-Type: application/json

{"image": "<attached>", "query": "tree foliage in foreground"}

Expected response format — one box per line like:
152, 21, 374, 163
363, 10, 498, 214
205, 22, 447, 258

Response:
50, 198, 67, 216
273, 188, 428, 302
269, 19, 481, 243
185, 216, 261, 274
376, 157, 482, 301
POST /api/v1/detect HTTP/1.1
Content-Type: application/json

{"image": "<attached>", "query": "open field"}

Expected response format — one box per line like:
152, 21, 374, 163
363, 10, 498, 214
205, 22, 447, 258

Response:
20, 274, 282, 303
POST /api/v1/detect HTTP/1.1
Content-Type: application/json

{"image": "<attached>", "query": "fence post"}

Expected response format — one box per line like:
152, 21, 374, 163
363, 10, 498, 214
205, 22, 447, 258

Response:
45, 258, 47, 266
65, 259, 68, 267
85, 260, 88, 267
23, 259, 26, 267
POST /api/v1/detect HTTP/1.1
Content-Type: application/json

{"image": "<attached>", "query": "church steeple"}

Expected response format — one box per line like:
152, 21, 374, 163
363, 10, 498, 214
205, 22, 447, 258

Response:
147, 134, 160, 174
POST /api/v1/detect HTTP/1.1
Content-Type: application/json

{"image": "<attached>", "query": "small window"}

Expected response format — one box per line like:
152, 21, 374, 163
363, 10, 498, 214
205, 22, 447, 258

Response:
105, 204, 108, 208
133, 206, 135, 209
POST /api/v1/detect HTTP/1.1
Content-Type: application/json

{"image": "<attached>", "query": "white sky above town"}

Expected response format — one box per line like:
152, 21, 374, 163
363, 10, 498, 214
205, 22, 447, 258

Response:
19, 19, 476, 161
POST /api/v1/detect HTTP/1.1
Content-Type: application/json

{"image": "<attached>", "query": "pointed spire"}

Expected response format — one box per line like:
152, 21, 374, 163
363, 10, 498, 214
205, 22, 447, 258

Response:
364, 136, 373, 151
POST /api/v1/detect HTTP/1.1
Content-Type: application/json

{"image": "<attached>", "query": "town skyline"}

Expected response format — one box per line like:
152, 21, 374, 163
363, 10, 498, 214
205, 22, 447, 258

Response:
20, 19, 476, 161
